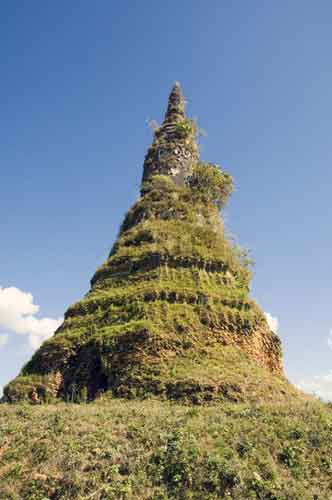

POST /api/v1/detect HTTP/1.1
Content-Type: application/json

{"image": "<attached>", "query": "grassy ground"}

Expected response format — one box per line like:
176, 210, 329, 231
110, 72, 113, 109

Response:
1, 396, 332, 499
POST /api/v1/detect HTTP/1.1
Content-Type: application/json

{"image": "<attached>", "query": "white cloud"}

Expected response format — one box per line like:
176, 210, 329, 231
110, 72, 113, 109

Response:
295, 330, 332, 402
327, 330, 332, 350
0, 286, 63, 350
0, 334, 8, 349
296, 372, 332, 402
264, 312, 279, 333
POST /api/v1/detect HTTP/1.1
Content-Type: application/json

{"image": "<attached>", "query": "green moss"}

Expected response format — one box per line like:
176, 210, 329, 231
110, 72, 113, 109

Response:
4, 374, 59, 403
5, 174, 282, 402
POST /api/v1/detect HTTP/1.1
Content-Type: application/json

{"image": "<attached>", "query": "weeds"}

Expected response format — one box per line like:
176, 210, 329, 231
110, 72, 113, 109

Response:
1, 398, 331, 499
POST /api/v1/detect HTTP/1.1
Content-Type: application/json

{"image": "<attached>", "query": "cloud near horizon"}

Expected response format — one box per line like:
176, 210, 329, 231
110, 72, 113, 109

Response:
0, 286, 63, 350
261, 313, 332, 402
264, 312, 279, 333
296, 330, 332, 401
0, 334, 8, 349
297, 371, 332, 401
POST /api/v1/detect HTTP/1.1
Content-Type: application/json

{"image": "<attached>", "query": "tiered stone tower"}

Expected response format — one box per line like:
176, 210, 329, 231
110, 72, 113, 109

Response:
5, 83, 284, 404
142, 82, 199, 185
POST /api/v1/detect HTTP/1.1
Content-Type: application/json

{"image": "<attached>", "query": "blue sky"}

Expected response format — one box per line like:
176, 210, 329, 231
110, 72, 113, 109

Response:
1, 1, 332, 398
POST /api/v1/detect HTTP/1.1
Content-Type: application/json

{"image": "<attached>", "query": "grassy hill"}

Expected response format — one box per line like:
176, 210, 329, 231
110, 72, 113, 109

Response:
1, 391, 332, 499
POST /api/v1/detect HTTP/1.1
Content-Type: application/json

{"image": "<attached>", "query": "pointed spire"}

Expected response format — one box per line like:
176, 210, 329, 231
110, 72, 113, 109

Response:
142, 82, 199, 186
164, 81, 186, 123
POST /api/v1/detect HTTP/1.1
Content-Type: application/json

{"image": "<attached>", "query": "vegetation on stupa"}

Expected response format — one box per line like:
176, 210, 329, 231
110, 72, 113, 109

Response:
2, 83, 332, 500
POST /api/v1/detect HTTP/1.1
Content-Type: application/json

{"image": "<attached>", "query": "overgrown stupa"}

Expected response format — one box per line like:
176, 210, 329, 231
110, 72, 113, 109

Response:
5, 83, 287, 404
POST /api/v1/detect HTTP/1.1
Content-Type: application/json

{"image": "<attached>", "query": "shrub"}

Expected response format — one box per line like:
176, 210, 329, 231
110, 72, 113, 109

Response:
188, 162, 233, 209
174, 119, 196, 139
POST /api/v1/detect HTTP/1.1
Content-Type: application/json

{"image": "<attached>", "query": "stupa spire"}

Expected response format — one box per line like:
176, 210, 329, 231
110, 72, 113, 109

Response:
142, 82, 199, 186
164, 81, 186, 123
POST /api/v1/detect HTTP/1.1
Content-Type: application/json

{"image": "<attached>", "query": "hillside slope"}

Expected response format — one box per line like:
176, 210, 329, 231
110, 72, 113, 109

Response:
1, 395, 331, 499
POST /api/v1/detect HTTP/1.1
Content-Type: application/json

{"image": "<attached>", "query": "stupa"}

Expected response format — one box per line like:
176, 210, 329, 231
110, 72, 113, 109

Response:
5, 83, 285, 404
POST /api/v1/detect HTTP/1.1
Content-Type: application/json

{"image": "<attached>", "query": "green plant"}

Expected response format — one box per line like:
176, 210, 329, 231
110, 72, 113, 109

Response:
174, 120, 196, 139
188, 162, 233, 209
151, 429, 199, 497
